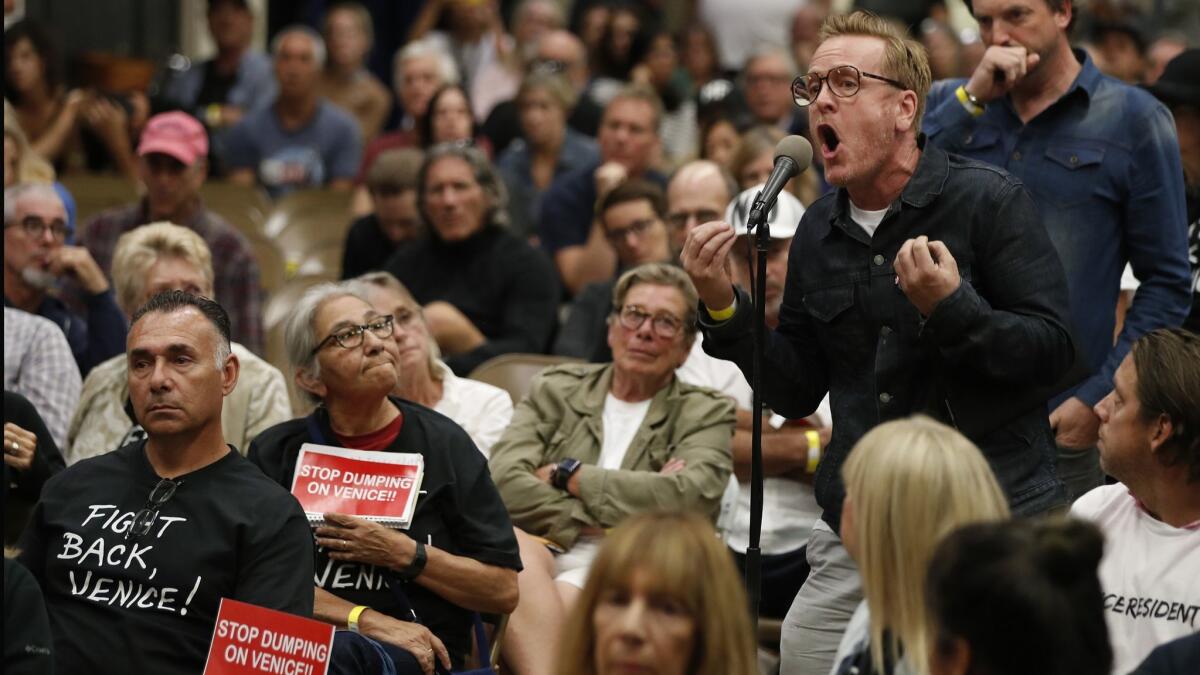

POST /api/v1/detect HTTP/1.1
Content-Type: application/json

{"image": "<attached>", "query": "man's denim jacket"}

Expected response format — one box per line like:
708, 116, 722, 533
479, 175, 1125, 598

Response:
701, 143, 1078, 531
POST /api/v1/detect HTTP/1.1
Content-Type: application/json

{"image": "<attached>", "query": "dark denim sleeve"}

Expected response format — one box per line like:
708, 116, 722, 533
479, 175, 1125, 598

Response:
921, 181, 1076, 386
1076, 104, 1191, 405
923, 79, 976, 141
700, 283, 830, 420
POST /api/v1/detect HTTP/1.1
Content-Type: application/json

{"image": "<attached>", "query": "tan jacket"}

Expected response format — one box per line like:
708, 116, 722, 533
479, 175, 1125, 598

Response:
65, 342, 293, 464
489, 363, 735, 549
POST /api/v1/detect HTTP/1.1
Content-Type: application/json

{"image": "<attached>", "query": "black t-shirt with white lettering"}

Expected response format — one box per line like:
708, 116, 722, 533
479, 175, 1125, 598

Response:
17, 441, 315, 675
248, 398, 522, 668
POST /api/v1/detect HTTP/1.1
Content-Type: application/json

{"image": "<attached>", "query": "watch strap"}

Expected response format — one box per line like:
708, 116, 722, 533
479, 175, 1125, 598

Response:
552, 458, 582, 490
399, 541, 427, 581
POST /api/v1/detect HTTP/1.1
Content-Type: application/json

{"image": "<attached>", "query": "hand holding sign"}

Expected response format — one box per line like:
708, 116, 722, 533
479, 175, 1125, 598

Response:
315, 513, 419, 569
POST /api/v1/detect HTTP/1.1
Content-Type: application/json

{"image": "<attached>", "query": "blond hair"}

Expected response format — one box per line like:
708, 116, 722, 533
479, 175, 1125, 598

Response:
111, 222, 214, 317
819, 11, 932, 132
558, 510, 757, 675
842, 415, 1010, 675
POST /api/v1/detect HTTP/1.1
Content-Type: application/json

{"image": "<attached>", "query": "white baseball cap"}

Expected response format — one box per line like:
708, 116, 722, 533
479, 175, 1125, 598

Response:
724, 184, 805, 239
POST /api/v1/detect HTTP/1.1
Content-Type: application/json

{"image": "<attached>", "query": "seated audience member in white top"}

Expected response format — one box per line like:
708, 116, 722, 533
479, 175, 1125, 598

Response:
1072, 328, 1200, 674
67, 223, 291, 464
353, 271, 513, 457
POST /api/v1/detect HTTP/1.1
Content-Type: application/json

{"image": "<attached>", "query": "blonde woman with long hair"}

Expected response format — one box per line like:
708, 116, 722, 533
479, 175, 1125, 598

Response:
832, 415, 1011, 675
558, 510, 757, 675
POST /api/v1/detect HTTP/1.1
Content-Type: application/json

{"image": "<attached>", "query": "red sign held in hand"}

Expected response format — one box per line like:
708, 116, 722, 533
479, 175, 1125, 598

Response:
290, 444, 424, 528
203, 598, 334, 675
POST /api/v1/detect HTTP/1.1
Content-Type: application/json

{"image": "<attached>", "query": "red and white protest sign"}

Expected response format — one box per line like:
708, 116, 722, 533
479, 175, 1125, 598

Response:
290, 444, 424, 528
203, 598, 334, 675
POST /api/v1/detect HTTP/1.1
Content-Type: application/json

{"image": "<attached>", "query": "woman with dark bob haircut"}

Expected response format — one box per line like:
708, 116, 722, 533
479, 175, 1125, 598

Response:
557, 510, 757, 675
926, 518, 1112, 675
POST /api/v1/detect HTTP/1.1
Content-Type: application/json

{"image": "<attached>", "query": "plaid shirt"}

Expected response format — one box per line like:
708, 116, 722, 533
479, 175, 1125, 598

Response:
4, 307, 83, 449
79, 199, 265, 355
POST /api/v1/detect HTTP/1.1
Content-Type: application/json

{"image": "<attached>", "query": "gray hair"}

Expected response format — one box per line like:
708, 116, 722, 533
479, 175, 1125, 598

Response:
283, 281, 372, 405
417, 142, 510, 229
271, 24, 327, 68
611, 262, 700, 341
351, 271, 444, 381
393, 38, 460, 94
4, 182, 64, 226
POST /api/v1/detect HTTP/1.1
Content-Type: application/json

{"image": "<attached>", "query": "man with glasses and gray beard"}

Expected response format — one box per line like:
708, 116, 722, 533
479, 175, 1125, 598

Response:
17, 291, 313, 675
3, 182, 127, 377
682, 12, 1077, 674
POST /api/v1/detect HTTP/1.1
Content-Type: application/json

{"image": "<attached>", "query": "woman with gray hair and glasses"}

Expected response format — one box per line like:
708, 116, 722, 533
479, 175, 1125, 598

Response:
248, 280, 521, 675
383, 142, 559, 376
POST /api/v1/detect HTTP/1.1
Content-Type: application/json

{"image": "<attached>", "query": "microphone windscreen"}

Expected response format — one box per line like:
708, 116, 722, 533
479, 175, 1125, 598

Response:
775, 135, 814, 173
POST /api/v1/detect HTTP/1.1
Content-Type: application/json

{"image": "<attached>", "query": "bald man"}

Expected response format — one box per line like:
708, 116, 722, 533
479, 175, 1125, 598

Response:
665, 160, 738, 256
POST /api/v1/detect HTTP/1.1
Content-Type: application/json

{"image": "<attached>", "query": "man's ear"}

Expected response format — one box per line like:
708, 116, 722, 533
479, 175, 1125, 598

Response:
895, 90, 919, 134
1054, 1, 1073, 32
1149, 413, 1174, 453
295, 367, 327, 401
221, 351, 240, 396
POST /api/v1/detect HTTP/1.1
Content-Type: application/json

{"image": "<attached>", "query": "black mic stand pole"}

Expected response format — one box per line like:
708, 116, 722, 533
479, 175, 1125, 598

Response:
744, 192, 772, 628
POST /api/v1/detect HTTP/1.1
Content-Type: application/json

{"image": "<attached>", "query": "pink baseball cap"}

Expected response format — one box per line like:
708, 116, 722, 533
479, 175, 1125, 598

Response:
137, 112, 209, 165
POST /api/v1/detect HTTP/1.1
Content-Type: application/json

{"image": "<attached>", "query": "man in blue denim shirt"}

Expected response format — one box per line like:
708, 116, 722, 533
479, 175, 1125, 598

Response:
923, 0, 1191, 503
683, 12, 1076, 675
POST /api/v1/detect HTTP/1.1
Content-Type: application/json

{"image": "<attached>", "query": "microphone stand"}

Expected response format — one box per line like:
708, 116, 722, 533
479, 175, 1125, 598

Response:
744, 193, 772, 628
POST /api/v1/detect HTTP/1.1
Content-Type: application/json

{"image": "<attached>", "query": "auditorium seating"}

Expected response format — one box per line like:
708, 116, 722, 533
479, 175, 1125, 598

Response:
468, 354, 582, 405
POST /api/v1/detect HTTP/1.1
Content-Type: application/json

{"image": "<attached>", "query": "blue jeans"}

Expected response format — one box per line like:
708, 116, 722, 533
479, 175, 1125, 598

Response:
330, 631, 443, 675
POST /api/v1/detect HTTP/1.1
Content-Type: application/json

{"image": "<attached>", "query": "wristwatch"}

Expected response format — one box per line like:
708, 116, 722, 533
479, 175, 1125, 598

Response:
398, 541, 427, 581
551, 458, 583, 490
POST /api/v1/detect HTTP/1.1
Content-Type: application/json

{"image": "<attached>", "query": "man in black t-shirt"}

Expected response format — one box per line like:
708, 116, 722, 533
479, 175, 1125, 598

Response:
17, 291, 314, 675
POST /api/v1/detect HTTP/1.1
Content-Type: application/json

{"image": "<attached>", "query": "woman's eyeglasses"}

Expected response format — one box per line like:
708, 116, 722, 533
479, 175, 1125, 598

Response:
311, 315, 395, 354
617, 305, 684, 339
125, 478, 182, 542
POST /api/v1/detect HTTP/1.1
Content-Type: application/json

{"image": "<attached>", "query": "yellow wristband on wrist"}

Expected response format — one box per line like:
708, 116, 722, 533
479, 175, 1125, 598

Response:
347, 605, 370, 633
805, 429, 822, 473
706, 301, 736, 322
955, 85, 985, 117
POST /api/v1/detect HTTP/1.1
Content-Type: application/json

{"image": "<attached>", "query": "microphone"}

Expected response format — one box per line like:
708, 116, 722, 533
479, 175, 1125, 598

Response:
749, 135, 813, 230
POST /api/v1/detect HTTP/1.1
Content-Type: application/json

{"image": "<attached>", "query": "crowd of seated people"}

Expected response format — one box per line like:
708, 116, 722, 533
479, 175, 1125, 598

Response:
4, 1, 1199, 674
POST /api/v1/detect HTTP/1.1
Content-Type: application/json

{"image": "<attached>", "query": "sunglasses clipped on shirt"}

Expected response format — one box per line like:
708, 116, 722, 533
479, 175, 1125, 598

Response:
125, 477, 182, 542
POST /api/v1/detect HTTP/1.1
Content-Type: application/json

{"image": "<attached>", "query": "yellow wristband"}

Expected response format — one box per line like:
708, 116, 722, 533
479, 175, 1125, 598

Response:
205, 103, 223, 127
706, 301, 736, 322
347, 605, 370, 633
805, 430, 822, 473
955, 85, 985, 117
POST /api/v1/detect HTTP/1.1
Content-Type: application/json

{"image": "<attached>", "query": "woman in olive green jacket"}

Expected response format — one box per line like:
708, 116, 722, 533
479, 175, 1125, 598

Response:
489, 263, 736, 675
